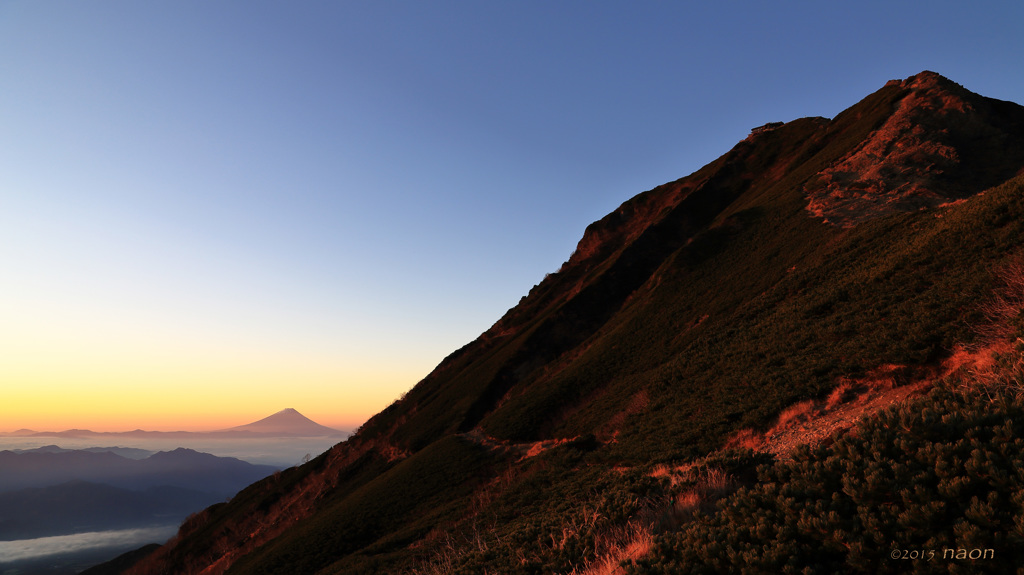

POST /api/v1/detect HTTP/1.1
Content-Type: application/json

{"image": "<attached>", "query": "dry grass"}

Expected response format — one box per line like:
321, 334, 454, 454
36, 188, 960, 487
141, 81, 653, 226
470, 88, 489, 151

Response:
726, 428, 762, 450
950, 339, 1024, 402
959, 251, 1024, 399
825, 380, 858, 410
974, 254, 1024, 342
655, 465, 736, 532
768, 400, 818, 434
405, 502, 659, 575
404, 524, 498, 575
569, 520, 655, 575
650, 462, 695, 484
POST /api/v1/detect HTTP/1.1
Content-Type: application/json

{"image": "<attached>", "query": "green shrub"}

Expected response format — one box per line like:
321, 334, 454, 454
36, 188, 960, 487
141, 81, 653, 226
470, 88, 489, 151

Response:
625, 379, 1024, 574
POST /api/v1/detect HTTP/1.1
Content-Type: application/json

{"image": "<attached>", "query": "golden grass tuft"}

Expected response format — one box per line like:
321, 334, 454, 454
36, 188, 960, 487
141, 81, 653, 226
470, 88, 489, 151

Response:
769, 400, 818, 434
650, 462, 695, 484
570, 520, 654, 575
825, 380, 856, 410
724, 427, 762, 450
656, 465, 736, 531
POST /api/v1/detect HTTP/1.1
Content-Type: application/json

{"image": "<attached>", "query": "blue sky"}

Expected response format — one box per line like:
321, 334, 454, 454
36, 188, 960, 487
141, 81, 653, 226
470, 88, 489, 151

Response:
2, 1, 1023, 430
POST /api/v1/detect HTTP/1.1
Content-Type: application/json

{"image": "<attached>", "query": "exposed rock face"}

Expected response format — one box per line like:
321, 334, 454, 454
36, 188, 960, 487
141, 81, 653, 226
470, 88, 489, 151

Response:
805, 71, 1024, 225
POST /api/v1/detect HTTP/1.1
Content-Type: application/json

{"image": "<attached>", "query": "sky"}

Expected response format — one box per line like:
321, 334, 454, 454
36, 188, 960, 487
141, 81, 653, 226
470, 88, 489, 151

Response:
2, 1, 1024, 432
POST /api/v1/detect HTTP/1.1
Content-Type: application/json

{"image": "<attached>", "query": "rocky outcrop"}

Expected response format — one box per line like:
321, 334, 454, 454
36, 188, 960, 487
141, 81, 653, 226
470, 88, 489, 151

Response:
806, 71, 1024, 225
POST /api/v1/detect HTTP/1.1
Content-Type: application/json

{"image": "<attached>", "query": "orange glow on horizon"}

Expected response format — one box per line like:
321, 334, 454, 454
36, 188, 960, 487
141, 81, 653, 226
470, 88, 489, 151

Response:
2, 359, 417, 434
1, 292, 433, 436
3, 403, 376, 434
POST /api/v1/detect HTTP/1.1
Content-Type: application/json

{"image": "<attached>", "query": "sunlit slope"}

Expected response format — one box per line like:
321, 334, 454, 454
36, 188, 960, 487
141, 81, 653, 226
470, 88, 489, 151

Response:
362, 71, 1024, 461
357, 85, 900, 452
155, 167, 1024, 573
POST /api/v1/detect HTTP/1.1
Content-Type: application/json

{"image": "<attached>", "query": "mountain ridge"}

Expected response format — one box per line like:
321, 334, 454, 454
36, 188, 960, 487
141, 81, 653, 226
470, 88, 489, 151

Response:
219, 408, 343, 436
806, 71, 1024, 225
118, 71, 1024, 574
4, 408, 347, 439
0, 447, 278, 494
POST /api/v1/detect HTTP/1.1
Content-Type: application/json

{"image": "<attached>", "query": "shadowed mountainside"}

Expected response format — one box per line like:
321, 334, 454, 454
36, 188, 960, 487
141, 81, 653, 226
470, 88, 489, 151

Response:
118, 71, 1024, 575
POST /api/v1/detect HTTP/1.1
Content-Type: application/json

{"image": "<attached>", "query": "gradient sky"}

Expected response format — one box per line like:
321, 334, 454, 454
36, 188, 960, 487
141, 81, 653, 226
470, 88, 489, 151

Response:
3, 1, 1024, 432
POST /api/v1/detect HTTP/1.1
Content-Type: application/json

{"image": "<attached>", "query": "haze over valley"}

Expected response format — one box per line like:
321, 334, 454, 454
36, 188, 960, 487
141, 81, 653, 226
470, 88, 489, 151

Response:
0, 410, 342, 574
0, 408, 349, 467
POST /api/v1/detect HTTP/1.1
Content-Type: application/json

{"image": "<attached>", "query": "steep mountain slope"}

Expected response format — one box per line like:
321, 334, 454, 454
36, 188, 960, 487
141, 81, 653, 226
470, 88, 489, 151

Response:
121, 72, 1024, 574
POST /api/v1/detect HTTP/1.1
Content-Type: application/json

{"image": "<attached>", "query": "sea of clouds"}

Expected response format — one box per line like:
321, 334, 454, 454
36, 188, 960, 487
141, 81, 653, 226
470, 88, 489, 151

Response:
0, 525, 177, 563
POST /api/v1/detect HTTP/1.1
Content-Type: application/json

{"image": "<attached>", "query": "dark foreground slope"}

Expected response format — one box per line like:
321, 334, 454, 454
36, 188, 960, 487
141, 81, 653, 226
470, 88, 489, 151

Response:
627, 368, 1024, 574
120, 72, 1024, 574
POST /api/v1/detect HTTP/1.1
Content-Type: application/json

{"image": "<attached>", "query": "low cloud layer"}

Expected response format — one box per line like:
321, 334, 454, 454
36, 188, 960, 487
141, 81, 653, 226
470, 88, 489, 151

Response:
0, 525, 176, 562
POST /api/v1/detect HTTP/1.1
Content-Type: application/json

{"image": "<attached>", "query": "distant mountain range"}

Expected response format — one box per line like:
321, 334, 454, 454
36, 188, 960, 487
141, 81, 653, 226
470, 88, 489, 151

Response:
0, 447, 278, 494
0, 410, 331, 545
0, 481, 218, 540
7, 444, 154, 459
0, 446, 279, 543
3, 408, 347, 439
